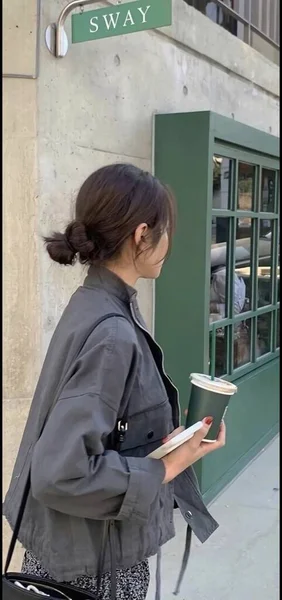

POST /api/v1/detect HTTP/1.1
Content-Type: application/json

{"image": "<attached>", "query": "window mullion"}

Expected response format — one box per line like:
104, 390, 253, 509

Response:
251, 216, 258, 305
228, 160, 238, 374
272, 218, 278, 305
251, 166, 260, 361
274, 170, 279, 214
271, 218, 279, 352
255, 164, 261, 213
210, 326, 216, 380
270, 311, 275, 353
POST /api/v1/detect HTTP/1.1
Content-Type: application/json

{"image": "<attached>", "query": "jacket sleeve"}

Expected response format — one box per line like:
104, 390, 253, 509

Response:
31, 317, 165, 524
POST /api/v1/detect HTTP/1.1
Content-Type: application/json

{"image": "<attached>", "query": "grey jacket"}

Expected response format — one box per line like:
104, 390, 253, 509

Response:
4, 267, 218, 583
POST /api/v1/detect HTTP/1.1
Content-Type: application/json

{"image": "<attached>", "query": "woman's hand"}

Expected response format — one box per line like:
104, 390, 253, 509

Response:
162, 426, 185, 445
162, 418, 226, 484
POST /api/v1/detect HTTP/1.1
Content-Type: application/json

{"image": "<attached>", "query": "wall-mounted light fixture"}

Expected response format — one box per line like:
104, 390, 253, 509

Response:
45, 0, 101, 57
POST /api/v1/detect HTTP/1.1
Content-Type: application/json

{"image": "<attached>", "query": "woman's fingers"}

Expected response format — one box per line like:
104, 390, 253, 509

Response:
162, 426, 185, 444
200, 420, 226, 455
216, 420, 226, 444
189, 417, 214, 450
161, 420, 227, 483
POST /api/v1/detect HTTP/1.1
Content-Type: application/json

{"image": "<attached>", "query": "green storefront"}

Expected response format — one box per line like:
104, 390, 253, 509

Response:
154, 111, 280, 503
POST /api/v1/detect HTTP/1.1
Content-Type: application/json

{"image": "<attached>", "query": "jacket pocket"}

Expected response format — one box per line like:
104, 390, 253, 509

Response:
120, 400, 173, 455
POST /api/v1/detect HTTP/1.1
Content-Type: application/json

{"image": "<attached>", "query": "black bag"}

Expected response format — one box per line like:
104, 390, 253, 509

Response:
3, 313, 132, 600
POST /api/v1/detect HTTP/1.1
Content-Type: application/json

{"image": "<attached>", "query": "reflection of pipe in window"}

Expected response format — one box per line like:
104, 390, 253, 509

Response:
261, 177, 271, 233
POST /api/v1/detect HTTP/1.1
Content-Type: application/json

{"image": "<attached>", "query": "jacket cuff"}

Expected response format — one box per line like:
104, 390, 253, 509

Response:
117, 457, 165, 523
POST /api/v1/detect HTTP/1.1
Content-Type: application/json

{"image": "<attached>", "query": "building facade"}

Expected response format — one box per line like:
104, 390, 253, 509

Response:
3, 0, 279, 567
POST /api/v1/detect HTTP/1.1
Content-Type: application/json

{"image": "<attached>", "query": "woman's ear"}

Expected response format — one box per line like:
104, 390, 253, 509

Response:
134, 223, 149, 247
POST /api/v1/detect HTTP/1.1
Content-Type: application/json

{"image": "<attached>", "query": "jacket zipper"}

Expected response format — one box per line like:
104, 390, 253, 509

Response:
129, 301, 181, 425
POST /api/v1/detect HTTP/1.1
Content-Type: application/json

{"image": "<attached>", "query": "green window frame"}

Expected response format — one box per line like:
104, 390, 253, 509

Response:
154, 111, 279, 502
209, 145, 280, 381
154, 110, 279, 413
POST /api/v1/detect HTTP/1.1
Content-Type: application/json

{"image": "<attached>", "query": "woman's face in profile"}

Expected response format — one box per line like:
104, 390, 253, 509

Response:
136, 231, 169, 280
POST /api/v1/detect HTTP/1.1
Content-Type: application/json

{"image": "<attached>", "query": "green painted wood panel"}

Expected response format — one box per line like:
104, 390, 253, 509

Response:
210, 112, 279, 157
202, 359, 279, 503
154, 112, 213, 411
154, 111, 280, 498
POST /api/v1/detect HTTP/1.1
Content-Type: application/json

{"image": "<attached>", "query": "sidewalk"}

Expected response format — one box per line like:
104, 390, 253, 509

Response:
147, 436, 279, 600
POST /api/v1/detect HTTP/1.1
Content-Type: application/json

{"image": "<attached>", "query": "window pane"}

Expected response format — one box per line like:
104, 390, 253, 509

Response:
209, 327, 228, 378
261, 169, 276, 212
278, 223, 280, 303
211, 216, 230, 244
234, 319, 251, 369
269, 0, 275, 42
233, 0, 249, 20
277, 309, 280, 349
257, 312, 272, 356
261, 0, 268, 36
233, 0, 249, 41
251, 0, 259, 28
258, 221, 273, 307
238, 162, 255, 211
219, 4, 238, 37
210, 218, 230, 320
276, 0, 280, 45
213, 156, 233, 209
251, 30, 280, 65
234, 218, 252, 313
237, 215, 252, 240
259, 215, 274, 239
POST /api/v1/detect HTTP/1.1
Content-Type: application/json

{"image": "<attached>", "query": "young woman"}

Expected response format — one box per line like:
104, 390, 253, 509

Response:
4, 164, 225, 600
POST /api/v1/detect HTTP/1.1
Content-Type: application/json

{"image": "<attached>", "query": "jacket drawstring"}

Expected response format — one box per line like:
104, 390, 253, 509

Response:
173, 525, 192, 596
154, 525, 192, 599
155, 546, 162, 600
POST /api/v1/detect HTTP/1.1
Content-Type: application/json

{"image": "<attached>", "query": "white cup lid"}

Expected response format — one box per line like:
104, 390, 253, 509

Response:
190, 373, 238, 395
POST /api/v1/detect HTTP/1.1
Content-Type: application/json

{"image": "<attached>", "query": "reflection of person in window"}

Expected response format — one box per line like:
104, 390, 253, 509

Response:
205, 2, 221, 23
206, 0, 237, 36
210, 268, 246, 318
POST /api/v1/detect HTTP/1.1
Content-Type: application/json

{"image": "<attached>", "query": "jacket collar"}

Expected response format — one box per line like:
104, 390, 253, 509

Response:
83, 266, 137, 303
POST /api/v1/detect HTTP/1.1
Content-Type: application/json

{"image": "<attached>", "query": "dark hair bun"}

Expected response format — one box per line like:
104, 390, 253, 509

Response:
44, 221, 94, 266
45, 163, 176, 267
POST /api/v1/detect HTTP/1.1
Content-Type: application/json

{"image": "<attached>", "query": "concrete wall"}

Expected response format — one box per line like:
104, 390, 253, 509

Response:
38, 0, 279, 353
3, 0, 279, 568
3, 0, 41, 568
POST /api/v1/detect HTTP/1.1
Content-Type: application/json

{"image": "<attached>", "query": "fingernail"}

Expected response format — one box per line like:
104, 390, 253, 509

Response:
204, 417, 213, 425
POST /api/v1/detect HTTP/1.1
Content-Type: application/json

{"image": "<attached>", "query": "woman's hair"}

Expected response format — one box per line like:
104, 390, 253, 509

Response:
45, 163, 176, 266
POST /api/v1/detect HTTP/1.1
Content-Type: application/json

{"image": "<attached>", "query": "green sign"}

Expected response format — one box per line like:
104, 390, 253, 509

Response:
72, 0, 172, 44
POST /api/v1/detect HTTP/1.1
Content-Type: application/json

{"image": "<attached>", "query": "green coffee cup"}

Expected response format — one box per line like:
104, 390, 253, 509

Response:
186, 374, 237, 442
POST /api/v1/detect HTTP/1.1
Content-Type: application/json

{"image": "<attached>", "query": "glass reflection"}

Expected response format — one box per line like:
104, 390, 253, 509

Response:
261, 169, 275, 213
234, 319, 251, 369
234, 218, 252, 313
213, 156, 232, 210
210, 218, 229, 320
238, 162, 255, 211
257, 221, 273, 307
257, 312, 272, 356
209, 327, 227, 378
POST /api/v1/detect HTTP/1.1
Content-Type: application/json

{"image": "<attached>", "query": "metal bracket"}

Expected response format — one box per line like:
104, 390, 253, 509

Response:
45, 0, 101, 58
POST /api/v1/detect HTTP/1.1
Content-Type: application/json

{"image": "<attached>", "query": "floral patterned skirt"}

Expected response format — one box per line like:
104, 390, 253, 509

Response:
21, 550, 150, 600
